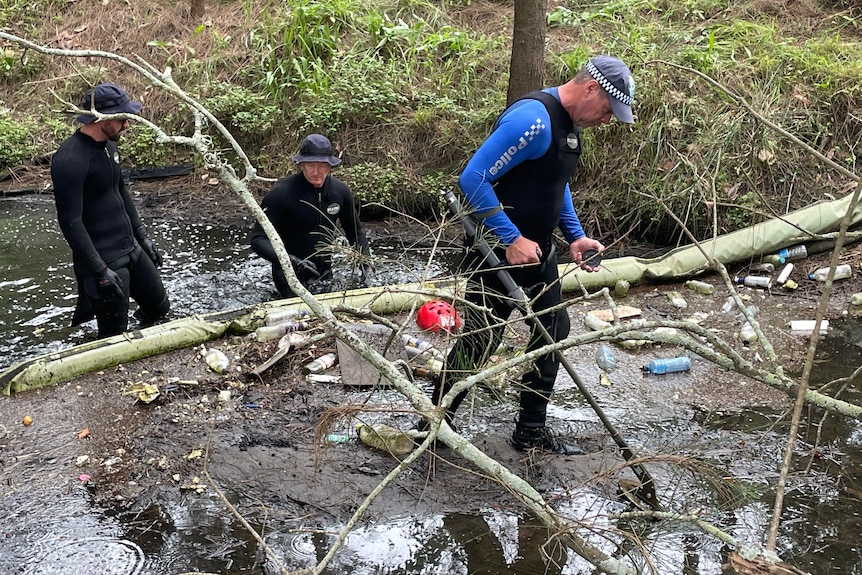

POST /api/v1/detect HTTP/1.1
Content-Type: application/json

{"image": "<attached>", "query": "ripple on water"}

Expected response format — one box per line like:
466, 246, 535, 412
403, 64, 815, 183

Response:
26, 537, 145, 575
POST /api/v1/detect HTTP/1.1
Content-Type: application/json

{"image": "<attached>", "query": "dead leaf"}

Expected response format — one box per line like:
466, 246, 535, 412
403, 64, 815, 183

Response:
186, 449, 203, 461
76, 428, 89, 439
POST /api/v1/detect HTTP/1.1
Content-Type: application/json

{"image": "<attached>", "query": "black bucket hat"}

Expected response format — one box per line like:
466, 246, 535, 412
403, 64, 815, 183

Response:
292, 134, 342, 166
77, 82, 143, 124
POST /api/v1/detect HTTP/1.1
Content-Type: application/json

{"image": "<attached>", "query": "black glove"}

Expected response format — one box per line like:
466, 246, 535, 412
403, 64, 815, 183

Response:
289, 254, 320, 279
96, 267, 124, 301
140, 237, 163, 267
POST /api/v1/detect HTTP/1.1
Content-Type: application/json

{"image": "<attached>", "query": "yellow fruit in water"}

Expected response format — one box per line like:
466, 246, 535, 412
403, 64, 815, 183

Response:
22, 415, 33, 426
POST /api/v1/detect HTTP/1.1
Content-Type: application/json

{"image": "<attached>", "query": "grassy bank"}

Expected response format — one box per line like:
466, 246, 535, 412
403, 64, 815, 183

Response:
2, 0, 861, 245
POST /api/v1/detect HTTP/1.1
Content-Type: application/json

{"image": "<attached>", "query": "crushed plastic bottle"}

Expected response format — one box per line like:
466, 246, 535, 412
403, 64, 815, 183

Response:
684, 280, 715, 295
204, 348, 230, 374
302, 352, 338, 375
325, 433, 351, 444
594, 344, 617, 372
642, 356, 692, 375
720, 296, 735, 313
356, 422, 417, 456
809, 264, 852, 282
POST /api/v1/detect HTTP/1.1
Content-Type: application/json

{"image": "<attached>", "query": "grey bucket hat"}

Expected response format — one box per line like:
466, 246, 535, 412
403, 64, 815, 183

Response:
292, 134, 342, 166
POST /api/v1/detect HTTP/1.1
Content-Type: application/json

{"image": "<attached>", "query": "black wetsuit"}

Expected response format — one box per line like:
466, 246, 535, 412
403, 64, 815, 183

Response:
250, 172, 369, 297
51, 130, 169, 338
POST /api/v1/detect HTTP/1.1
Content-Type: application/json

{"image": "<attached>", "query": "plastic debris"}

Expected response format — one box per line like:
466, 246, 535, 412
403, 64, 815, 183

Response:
356, 422, 418, 456
809, 264, 852, 282
642, 356, 692, 375
204, 348, 230, 374
595, 344, 617, 371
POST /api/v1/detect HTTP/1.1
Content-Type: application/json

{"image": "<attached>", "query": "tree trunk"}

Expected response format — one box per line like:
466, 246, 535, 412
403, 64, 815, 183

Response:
507, 0, 547, 106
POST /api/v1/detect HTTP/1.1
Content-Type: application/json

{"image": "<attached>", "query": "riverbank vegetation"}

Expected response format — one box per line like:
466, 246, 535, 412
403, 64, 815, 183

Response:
2, 0, 862, 244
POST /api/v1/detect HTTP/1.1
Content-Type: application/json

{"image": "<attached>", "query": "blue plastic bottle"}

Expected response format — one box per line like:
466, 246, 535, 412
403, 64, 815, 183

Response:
642, 356, 692, 375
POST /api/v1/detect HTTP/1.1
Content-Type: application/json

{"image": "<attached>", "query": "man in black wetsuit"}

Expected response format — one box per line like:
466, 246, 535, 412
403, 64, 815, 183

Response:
427, 56, 635, 454
51, 82, 170, 339
250, 134, 370, 298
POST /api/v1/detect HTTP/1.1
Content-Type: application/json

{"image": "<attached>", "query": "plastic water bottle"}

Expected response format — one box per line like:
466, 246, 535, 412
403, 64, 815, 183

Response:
777, 245, 808, 263
594, 344, 617, 371
809, 264, 852, 282
255, 320, 310, 342
684, 280, 715, 295
734, 276, 771, 289
302, 352, 338, 375
265, 308, 309, 325
642, 356, 692, 375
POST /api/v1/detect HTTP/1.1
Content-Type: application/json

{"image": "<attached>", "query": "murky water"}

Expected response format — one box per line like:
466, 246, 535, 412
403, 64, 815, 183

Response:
2, 195, 862, 574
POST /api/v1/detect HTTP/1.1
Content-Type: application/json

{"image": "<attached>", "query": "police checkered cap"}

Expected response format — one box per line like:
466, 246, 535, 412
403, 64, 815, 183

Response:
586, 56, 635, 124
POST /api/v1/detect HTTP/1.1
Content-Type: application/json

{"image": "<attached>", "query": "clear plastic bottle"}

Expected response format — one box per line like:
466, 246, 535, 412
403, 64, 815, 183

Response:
809, 264, 852, 282
777, 245, 808, 263
595, 343, 617, 371
642, 356, 692, 375
356, 422, 416, 456
684, 280, 715, 295
734, 276, 771, 289
302, 352, 338, 375
265, 308, 308, 326
255, 320, 311, 342
667, 291, 688, 309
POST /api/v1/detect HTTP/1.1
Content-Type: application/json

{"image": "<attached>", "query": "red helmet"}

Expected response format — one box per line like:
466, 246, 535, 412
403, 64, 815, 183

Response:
416, 300, 462, 333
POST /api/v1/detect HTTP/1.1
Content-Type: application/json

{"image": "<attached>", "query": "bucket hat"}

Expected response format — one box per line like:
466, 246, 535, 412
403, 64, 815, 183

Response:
77, 82, 142, 124
292, 134, 342, 166
585, 56, 636, 124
